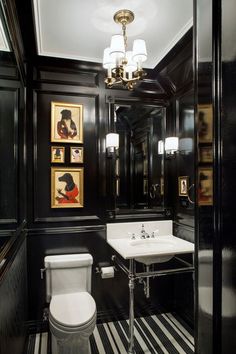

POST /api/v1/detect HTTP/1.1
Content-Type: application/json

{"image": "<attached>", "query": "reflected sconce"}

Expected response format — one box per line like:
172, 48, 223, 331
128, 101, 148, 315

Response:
106, 133, 119, 157
179, 138, 193, 155
158, 140, 164, 155
165, 137, 179, 158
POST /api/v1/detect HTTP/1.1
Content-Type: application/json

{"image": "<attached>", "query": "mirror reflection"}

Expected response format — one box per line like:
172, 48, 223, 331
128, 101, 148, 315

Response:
114, 104, 165, 212
0, 5, 15, 251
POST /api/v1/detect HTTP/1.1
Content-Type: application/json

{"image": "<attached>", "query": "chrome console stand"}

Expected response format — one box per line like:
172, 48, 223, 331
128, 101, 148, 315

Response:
112, 255, 194, 354
128, 259, 135, 354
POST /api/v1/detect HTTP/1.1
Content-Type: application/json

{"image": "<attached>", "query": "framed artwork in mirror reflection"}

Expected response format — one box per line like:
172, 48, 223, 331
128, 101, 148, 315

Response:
198, 104, 213, 143
178, 176, 189, 196
199, 146, 213, 163
51, 167, 84, 208
198, 167, 213, 206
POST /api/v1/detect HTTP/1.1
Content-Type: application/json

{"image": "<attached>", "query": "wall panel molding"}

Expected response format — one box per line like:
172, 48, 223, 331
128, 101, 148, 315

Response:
28, 224, 106, 236
36, 68, 100, 88
31, 87, 101, 225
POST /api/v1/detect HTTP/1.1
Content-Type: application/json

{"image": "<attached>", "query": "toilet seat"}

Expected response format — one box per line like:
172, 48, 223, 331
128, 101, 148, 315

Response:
49, 292, 96, 330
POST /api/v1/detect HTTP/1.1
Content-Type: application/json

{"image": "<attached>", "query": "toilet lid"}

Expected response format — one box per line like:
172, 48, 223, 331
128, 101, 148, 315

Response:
50, 292, 96, 327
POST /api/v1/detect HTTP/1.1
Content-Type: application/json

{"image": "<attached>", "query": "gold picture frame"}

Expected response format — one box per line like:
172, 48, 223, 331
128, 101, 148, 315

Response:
70, 147, 84, 163
198, 104, 213, 143
199, 146, 213, 163
51, 167, 84, 208
51, 146, 65, 163
198, 167, 213, 206
51, 102, 83, 143
178, 176, 189, 196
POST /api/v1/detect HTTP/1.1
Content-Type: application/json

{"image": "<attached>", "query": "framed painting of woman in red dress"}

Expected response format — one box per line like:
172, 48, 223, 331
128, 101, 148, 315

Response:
51, 167, 84, 208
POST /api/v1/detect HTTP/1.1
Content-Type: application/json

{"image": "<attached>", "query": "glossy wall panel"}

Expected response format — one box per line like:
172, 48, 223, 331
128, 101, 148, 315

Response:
195, 0, 214, 352
0, 234, 27, 354
221, 0, 236, 351
196, 0, 236, 353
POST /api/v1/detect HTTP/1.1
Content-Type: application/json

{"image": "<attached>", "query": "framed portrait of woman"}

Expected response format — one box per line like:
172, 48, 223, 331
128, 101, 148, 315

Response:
51, 167, 84, 208
51, 102, 83, 143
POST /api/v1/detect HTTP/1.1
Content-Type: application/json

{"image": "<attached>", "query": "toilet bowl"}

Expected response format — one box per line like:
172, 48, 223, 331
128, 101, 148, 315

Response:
44, 254, 97, 354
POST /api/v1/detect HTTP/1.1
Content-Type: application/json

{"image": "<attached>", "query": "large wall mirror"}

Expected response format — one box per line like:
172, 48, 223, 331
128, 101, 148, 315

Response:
0, 1, 25, 252
109, 100, 166, 217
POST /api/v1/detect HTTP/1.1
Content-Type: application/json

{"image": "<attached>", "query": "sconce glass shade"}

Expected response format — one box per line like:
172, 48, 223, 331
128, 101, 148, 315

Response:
103, 47, 115, 69
158, 140, 164, 155
165, 137, 179, 154
110, 34, 125, 60
132, 39, 147, 63
106, 133, 119, 149
179, 138, 193, 154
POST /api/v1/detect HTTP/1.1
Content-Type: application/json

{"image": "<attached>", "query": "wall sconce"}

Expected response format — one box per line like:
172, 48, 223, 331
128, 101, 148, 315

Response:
179, 138, 193, 155
165, 137, 179, 158
106, 133, 119, 157
158, 140, 164, 155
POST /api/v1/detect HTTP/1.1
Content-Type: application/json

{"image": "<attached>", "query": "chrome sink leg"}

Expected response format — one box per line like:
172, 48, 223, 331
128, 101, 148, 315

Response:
128, 259, 135, 354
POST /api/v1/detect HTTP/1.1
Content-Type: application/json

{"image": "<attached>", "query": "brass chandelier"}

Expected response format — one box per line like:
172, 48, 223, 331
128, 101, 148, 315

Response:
103, 9, 147, 91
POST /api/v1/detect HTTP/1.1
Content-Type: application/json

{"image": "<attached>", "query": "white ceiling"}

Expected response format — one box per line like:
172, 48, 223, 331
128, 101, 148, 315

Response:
0, 17, 10, 51
32, 0, 193, 69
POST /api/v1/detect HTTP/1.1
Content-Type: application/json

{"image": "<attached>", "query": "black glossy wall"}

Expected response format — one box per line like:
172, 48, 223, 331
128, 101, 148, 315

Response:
195, 0, 236, 353
0, 18, 27, 353
21, 26, 196, 324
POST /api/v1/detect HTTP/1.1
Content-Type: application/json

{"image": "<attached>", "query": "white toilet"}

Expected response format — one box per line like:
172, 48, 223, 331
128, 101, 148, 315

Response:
44, 253, 97, 354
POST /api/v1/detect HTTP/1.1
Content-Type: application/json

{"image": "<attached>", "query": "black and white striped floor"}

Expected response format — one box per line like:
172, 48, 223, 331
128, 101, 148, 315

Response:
27, 313, 194, 354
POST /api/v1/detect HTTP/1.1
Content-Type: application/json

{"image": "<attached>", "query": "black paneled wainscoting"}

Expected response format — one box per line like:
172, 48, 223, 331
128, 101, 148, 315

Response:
27, 312, 194, 354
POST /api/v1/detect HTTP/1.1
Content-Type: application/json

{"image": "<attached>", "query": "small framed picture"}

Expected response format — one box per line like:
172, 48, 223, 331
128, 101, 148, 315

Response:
51, 101, 83, 143
70, 147, 84, 163
178, 176, 189, 196
51, 167, 84, 208
199, 146, 213, 163
160, 176, 164, 196
51, 146, 65, 163
198, 167, 213, 206
198, 104, 213, 143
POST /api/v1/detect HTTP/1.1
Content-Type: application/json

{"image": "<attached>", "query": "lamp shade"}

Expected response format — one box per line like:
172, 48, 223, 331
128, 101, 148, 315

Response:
103, 47, 115, 69
132, 39, 147, 63
165, 137, 179, 153
106, 133, 119, 149
179, 138, 193, 153
158, 140, 164, 155
125, 51, 137, 73
110, 34, 125, 60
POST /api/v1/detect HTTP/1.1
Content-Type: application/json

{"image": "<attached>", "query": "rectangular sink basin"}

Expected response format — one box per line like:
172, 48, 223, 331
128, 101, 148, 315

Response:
107, 236, 194, 265
129, 238, 177, 264
107, 221, 194, 265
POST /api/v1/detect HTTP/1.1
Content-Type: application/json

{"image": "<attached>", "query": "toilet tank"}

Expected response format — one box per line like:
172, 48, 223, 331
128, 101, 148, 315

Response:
44, 253, 93, 302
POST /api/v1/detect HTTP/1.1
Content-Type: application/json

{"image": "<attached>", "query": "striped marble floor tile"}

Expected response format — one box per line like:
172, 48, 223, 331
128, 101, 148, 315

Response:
27, 313, 194, 354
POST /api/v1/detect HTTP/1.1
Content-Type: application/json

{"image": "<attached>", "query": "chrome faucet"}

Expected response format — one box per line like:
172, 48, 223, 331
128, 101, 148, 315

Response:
140, 224, 149, 239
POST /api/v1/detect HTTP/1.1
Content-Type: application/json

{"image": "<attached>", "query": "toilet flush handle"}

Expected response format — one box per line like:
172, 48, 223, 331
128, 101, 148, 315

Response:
40, 267, 46, 279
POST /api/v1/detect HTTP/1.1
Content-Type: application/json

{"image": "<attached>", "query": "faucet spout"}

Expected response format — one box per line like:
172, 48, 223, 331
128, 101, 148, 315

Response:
140, 224, 149, 239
